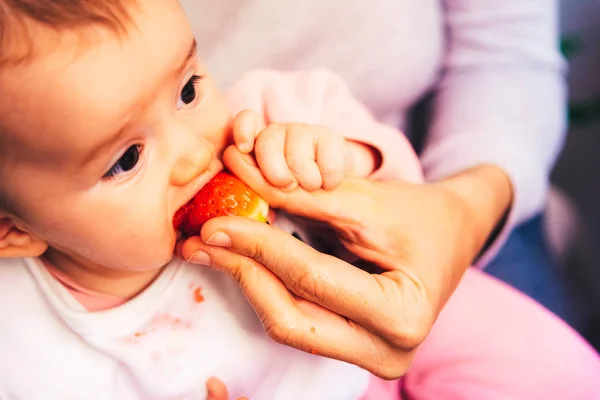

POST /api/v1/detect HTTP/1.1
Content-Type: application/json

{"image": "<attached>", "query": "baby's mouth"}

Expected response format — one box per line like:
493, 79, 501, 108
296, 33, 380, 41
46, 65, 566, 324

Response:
172, 171, 270, 238
172, 159, 225, 234
173, 196, 192, 231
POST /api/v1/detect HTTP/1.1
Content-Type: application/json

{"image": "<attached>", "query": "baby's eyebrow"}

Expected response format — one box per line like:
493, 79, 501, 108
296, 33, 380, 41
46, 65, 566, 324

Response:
82, 126, 128, 169
178, 38, 197, 74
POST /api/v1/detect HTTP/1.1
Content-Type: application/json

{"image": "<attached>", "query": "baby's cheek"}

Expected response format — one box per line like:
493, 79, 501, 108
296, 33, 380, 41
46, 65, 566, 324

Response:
94, 211, 173, 271
125, 223, 175, 268
201, 100, 230, 156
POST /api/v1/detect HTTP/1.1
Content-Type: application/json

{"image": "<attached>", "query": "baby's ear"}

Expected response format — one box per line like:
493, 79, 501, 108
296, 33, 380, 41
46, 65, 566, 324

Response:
0, 214, 48, 258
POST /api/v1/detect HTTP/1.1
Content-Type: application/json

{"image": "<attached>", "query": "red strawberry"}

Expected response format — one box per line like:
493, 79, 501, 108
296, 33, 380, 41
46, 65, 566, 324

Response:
173, 171, 269, 237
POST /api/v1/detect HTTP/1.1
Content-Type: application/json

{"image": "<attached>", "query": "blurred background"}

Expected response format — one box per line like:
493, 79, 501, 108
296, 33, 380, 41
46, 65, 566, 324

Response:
547, 0, 600, 350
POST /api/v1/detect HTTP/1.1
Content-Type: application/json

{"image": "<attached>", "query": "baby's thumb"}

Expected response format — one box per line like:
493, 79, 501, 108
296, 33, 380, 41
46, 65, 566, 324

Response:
231, 109, 265, 153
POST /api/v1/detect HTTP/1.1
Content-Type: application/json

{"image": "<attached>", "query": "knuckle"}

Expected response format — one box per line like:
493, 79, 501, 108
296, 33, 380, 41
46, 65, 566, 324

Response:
386, 314, 430, 350
229, 263, 244, 284
232, 257, 255, 291
253, 136, 269, 154
287, 122, 311, 133
267, 122, 286, 133
318, 162, 343, 178
256, 126, 283, 146
368, 344, 413, 380
287, 123, 322, 143
263, 316, 294, 345
266, 170, 290, 185
375, 277, 433, 350
286, 155, 310, 174
242, 237, 270, 265
286, 269, 314, 297
285, 265, 326, 303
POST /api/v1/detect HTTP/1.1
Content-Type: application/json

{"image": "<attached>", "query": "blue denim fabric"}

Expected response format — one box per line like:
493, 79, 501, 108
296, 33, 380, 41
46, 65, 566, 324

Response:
485, 215, 585, 329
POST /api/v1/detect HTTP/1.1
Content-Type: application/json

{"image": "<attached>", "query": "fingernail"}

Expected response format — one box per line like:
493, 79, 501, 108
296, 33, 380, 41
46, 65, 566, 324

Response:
238, 142, 252, 153
187, 250, 211, 265
206, 231, 232, 247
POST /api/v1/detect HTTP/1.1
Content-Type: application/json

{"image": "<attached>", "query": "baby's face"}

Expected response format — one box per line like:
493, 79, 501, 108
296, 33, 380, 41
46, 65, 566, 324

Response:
0, 0, 229, 271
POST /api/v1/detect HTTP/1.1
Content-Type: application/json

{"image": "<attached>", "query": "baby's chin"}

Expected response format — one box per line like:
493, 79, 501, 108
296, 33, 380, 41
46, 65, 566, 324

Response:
113, 252, 173, 272
114, 240, 179, 273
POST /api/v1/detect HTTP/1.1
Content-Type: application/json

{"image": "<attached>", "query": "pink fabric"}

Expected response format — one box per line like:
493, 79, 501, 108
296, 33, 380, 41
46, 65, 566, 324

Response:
226, 69, 424, 184
404, 268, 600, 399
361, 376, 401, 400
43, 261, 126, 311
360, 268, 600, 399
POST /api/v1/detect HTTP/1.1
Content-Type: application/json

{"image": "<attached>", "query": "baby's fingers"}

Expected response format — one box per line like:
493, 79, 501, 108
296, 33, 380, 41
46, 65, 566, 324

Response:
316, 132, 346, 190
255, 124, 298, 190
232, 110, 264, 153
284, 124, 323, 191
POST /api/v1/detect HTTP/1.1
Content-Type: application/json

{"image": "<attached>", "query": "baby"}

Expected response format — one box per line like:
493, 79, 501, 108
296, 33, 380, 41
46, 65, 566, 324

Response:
0, 0, 421, 399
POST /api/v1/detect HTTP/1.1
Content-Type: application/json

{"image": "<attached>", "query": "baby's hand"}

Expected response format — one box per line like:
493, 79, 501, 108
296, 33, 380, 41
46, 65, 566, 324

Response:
232, 110, 354, 191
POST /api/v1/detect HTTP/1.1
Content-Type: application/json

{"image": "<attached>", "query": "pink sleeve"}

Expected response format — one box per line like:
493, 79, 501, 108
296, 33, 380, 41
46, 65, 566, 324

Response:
225, 69, 423, 183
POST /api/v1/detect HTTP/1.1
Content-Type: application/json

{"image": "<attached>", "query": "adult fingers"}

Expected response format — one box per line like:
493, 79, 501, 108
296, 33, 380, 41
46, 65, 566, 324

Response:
193, 216, 406, 335
181, 233, 408, 377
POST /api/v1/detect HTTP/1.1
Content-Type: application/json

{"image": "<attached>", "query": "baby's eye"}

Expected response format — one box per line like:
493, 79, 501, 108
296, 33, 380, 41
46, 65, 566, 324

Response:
177, 75, 203, 110
103, 145, 142, 179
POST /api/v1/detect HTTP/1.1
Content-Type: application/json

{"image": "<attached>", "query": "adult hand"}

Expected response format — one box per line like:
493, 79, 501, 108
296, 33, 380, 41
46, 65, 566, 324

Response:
180, 146, 512, 379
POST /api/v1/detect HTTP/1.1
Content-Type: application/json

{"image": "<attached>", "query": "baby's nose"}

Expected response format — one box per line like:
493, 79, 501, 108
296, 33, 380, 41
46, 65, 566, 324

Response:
170, 143, 213, 186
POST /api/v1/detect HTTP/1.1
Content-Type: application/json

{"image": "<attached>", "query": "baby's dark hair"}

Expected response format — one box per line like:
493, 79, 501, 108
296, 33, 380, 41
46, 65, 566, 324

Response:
0, 0, 135, 66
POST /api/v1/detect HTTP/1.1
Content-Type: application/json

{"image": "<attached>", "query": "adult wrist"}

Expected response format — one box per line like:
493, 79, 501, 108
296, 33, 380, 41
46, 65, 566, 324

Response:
436, 164, 514, 262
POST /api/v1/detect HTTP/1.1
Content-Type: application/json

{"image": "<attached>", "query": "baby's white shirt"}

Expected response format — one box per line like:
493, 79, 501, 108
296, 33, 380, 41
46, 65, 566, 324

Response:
0, 216, 368, 399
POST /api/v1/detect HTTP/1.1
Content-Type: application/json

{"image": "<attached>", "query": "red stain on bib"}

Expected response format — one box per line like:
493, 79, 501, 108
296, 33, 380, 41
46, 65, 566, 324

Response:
193, 287, 205, 303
